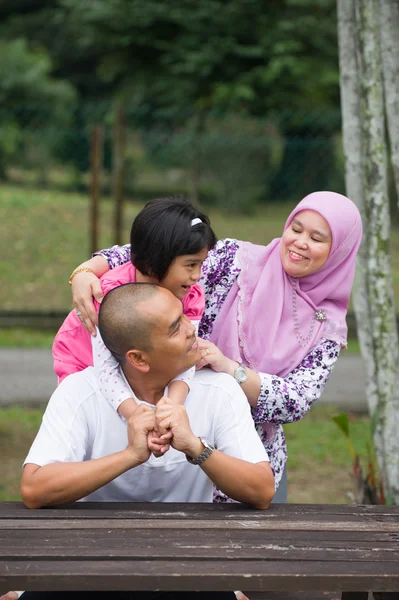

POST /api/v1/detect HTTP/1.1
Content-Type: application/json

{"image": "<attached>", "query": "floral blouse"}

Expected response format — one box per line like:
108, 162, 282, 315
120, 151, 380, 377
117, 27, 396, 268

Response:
95, 239, 340, 493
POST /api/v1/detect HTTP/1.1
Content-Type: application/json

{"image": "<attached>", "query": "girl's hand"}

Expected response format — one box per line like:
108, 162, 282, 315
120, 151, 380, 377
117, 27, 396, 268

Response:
72, 272, 103, 336
196, 339, 238, 376
148, 429, 172, 458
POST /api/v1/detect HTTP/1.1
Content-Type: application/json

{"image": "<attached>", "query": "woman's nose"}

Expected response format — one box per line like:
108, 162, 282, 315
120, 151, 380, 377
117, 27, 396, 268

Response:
295, 235, 308, 248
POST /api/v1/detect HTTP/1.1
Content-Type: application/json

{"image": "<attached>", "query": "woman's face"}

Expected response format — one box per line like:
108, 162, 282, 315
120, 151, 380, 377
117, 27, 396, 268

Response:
159, 247, 208, 299
280, 209, 332, 278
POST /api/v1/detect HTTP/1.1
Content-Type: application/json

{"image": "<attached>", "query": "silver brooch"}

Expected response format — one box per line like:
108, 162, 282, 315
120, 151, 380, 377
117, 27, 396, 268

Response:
315, 309, 327, 322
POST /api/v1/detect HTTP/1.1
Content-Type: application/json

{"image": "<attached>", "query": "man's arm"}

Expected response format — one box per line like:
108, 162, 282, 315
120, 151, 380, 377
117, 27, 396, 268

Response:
21, 404, 156, 509
155, 397, 274, 510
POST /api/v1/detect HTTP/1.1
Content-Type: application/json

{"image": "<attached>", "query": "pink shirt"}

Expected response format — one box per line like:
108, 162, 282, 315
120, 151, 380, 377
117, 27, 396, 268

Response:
53, 262, 205, 382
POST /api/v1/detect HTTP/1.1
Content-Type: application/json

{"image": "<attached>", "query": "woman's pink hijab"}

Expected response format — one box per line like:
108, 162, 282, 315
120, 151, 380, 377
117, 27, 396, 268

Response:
211, 191, 362, 377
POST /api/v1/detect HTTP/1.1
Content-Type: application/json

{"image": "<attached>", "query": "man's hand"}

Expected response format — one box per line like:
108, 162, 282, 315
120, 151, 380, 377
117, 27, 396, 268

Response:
155, 396, 201, 458
126, 404, 157, 465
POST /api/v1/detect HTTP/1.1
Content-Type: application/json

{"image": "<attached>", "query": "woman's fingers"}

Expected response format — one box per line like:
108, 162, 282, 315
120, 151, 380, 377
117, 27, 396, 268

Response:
72, 273, 102, 336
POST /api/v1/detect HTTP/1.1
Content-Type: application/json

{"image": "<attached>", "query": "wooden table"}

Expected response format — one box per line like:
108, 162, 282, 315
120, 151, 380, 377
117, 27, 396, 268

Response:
0, 502, 398, 599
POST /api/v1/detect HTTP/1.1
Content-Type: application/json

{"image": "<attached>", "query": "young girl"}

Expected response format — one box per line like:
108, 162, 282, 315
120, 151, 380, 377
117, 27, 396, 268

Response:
53, 196, 217, 421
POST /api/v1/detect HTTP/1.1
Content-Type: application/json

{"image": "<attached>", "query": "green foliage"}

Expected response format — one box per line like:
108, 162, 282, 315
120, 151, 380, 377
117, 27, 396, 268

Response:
332, 412, 385, 504
0, 0, 342, 209
0, 38, 76, 176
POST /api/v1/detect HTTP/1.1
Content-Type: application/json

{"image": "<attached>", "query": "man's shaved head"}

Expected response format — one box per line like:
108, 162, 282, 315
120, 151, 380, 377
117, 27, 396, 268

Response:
98, 283, 160, 363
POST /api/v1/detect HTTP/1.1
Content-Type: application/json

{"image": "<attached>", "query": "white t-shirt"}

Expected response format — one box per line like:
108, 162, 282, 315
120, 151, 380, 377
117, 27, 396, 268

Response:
24, 368, 269, 503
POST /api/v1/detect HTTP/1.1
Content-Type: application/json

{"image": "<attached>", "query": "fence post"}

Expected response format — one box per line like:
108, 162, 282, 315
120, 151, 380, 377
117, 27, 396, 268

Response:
113, 103, 126, 246
89, 125, 104, 255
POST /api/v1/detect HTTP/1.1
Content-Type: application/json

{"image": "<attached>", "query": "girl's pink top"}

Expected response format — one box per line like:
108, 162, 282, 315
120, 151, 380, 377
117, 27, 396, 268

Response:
53, 262, 205, 382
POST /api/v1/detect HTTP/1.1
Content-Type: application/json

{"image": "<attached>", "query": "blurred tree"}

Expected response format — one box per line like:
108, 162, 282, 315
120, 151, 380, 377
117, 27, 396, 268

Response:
57, 0, 340, 199
0, 38, 75, 179
0, 0, 340, 203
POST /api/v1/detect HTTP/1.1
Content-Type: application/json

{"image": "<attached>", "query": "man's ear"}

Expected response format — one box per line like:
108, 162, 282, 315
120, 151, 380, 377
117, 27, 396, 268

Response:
125, 349, 150, 373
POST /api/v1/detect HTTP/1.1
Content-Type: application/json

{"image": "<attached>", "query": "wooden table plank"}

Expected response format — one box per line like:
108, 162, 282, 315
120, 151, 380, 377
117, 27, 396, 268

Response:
1, 522, 397, 542
1, 517, 398, 532
2, 529, 398, 562
1, 502, 398, 520
1, 559, 398, 592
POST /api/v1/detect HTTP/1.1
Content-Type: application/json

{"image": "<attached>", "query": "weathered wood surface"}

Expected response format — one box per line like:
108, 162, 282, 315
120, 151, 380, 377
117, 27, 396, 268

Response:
0, 503, 398, 594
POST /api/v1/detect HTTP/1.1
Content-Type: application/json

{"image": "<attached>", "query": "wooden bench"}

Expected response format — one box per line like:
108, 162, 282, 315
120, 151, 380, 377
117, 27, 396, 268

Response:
0, 502, 398, 599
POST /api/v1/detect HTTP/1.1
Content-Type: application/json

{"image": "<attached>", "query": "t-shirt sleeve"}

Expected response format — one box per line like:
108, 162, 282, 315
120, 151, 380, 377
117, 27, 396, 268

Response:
213, 376, 269, 464
94, 244, 131, 269
24, 384, 90, 467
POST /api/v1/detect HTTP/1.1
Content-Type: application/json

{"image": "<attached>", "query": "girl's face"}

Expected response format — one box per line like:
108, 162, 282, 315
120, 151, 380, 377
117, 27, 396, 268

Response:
280, 209, 332, 278
159, 247, 208, 299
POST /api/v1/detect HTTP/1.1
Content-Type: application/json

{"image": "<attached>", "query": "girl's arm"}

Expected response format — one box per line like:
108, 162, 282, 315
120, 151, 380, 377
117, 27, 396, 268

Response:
168, 367, 195, 404
92, 330, 138, 420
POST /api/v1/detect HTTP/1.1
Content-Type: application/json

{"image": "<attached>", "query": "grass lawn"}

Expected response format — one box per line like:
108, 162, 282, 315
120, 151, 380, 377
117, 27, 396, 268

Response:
1, 183, 399, 312
0, 404, 372, 504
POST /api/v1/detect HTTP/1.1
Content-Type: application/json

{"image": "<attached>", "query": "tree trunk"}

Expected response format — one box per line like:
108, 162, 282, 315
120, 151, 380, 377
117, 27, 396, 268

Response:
113, 102, 126, 246
337, 0, 377, 421
338, 0, 399, 503
379, 0, 399, 210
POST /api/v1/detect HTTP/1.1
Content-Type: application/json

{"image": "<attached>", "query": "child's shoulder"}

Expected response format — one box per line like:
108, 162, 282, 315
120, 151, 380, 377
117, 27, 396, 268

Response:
100, 262, 136, 295
182, 283, 204, 319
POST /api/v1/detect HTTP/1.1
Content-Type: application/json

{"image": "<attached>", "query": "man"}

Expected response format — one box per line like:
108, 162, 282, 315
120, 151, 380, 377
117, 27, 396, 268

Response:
14, 283, 274, 600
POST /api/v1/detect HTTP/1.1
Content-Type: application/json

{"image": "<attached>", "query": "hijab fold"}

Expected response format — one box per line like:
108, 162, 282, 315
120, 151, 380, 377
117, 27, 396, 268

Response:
210, 192, 362, 377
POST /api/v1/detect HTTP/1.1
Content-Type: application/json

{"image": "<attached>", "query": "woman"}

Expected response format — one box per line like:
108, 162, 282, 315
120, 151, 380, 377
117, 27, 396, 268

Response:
70, 191, 362, 502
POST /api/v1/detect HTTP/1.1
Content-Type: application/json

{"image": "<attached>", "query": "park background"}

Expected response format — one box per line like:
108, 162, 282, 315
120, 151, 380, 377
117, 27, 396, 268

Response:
0, 0, 398, 504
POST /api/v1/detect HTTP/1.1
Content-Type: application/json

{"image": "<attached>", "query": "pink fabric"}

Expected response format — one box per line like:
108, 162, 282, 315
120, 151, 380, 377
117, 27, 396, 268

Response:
211, 191, 362, 377
53, 262, 205, 382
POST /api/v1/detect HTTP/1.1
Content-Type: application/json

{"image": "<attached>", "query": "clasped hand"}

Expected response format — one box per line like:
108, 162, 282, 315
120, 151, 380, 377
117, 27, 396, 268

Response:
126, 397, 195, 464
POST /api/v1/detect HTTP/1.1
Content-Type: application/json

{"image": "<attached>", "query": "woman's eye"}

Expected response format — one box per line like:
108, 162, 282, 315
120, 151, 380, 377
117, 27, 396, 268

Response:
292, 228, 301, 233
311, 237, 321, 243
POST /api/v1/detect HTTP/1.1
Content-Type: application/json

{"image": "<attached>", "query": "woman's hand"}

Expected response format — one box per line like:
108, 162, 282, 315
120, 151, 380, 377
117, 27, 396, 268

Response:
196, 339, 238, 376
72, 271, 103, 336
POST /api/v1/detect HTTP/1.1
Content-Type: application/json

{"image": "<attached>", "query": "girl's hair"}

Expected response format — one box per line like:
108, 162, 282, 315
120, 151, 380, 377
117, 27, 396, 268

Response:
130, 195, 217, 281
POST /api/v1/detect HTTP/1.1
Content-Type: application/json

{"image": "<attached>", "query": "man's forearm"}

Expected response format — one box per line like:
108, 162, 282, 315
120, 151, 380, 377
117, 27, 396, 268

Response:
21, 450, 138, 509
200, 453, 274, 509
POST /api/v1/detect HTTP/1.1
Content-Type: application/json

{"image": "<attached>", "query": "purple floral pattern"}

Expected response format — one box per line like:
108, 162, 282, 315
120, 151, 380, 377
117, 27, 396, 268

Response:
96, 240, 340, 494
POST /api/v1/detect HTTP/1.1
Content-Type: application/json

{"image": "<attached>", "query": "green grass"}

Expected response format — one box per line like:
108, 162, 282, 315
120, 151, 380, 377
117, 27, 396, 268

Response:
0, 407, 44, 501
285, 405, 372, 503
0, 328, 56, 348
0, 404, 372, 503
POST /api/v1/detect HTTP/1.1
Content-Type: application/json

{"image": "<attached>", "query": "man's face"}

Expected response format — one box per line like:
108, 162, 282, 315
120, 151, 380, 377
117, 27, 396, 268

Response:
144, 288, 202, 380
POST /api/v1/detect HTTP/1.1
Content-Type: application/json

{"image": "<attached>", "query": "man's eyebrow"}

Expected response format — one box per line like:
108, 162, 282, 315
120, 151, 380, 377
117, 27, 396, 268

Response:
293, 218, 330, 239
168, 314, 182, 333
